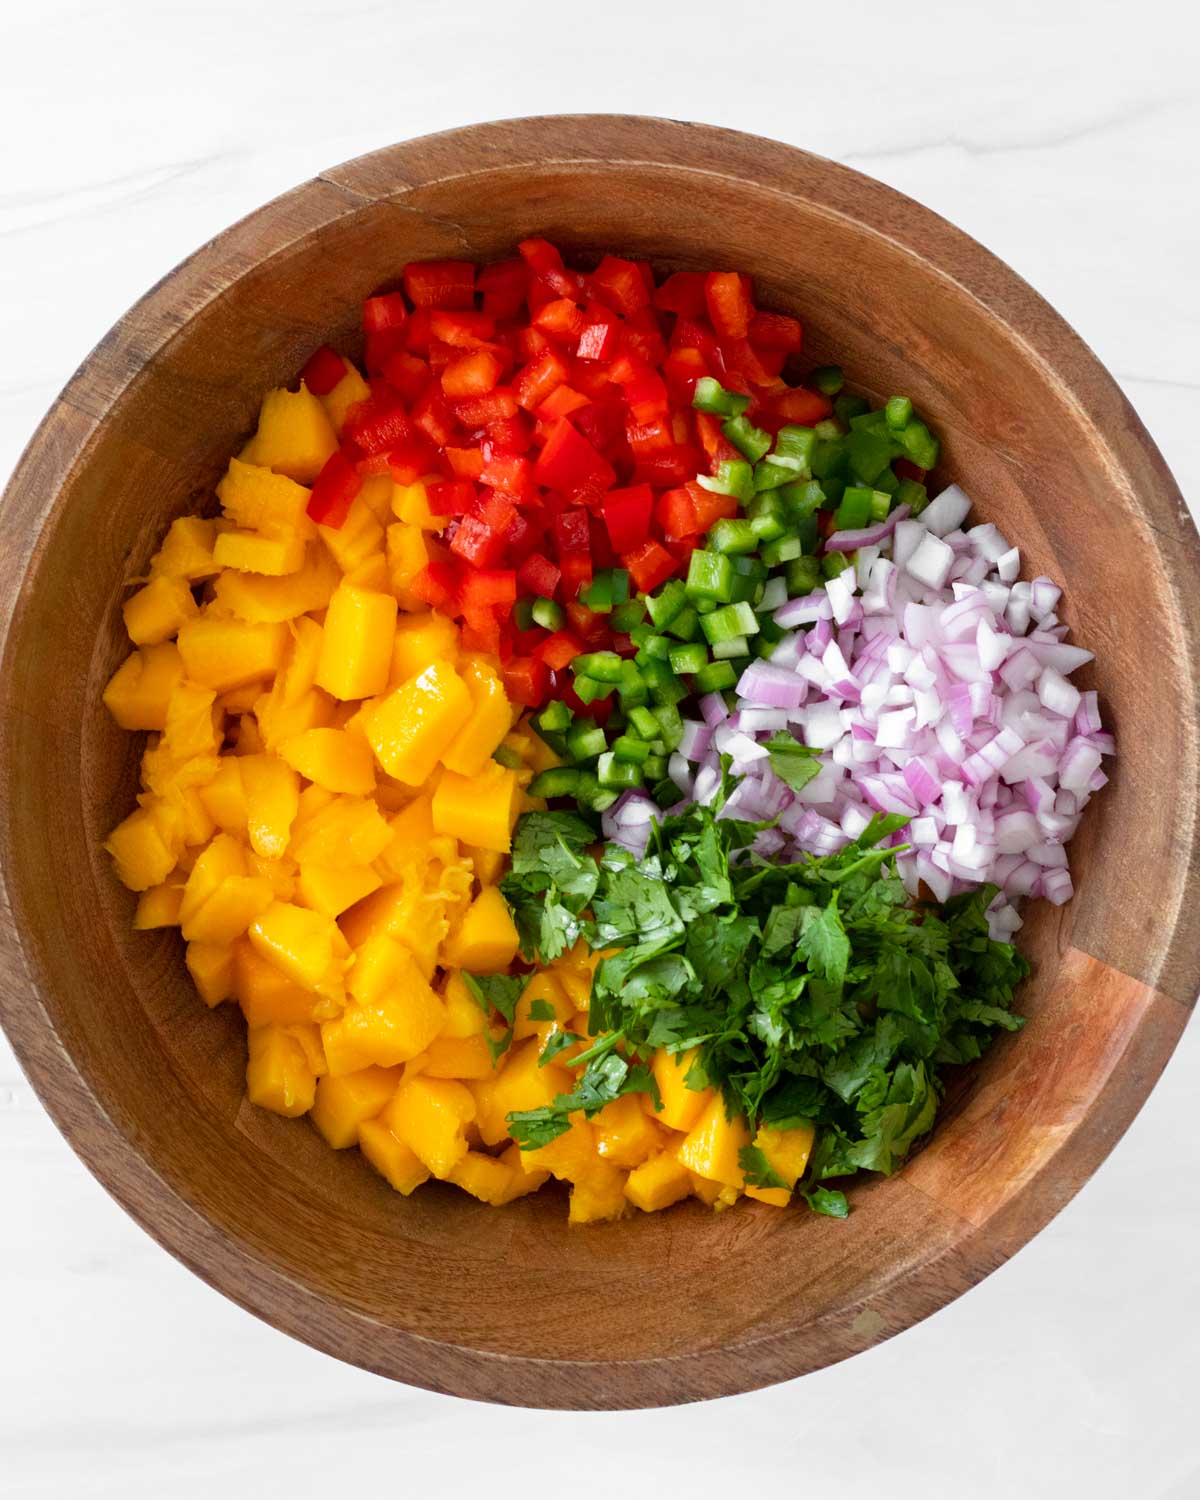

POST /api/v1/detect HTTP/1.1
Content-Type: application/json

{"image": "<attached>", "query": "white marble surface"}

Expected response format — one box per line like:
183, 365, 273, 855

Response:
2, 1, 1199, 1494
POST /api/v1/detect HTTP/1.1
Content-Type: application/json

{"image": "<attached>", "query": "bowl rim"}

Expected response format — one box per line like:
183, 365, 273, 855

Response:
1, 113, 1197, 1409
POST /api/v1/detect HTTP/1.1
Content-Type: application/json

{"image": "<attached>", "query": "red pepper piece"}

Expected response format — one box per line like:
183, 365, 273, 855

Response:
537, 385, 591, 422
387, 434, 440, 484
662, 347, 709, 405
362, 291, 410, 334
534, 418, 616, 507
411, 385, 460, 448
686, 481, 739, 532
653, 271, 707, 317
621, 539, 677, 594
564, 601, 610, 649
402, 308, 434, 354
719, 338, 780, 389
694, 410, 742, 469
477, 257, 530, 319
412, 561, 461, 613
379, 349, 430, 401
623, 369, 669, 423
748, 310, 803, 352
480, 449, 534, 501
570, 401, 628, 465
518, 238, 583, 300
600, 484, 653, 553
655, 486, 697, 541
429, 309, 496, 348
893, 458, 927, 481
576, 316, 622, 361
427, 480, 476, 516
501, 655, 549, 708
517, 551, 561, 599
306, 448, 362, 528
589, 255, 651, 317
461, 569, 517, 612
514, 348, 570, 412
441, 350, 503, 398
533, 631, 586, 671
533, 298, 587, 344
402, 260, 476, 309
769, 387, 834, 425
444, 446, 485, 481
669, 315, 721, 365
354, 452, 394, 477
705, 272, 755, 340
619, 306, 668, 366
449, 514, 506, 570
451, 389, 519, 428
300, 345, 348, 397
344, 400, 414, 456
485, 411, 533, 454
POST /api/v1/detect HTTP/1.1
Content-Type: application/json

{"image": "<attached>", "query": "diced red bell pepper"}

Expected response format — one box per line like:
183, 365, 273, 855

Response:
362, 291, 410, 334
894, 458, 927, 481
705, 272, 755, 340
502, 654, 549, 708
441, 350, 503, 398
306, 448, 362, 528
534, 418, 616, 506
461, 568, 517, 612
533, 298, 587, 344
364, 329, 410, 373
344, 400, 414, 456
619, 306, 667, 366
480, 449, 534, 501
444, 445, 485, 480
514, 348, 570, 412
412, 560, 461, 613
686, 480, 739, 532
411, 385, 460, 448
449, 514, 506, 569
402, 308, 434, 354
355, 452, 394, 477
429, 309, 496, 348
485, 411, 533, 453
662, 347, 709, 405
460, 609, 503, 656
620, 539, 677, 594
513, 324, 553, 364
564, 601, 610, 648
533, 631, 586, 671
387, 434, 440, 484
655, 486, 697, 541
537, 385, 591, 421
517, 550, 561, 599
600, 484, 653, 553
719, 338, 780, 389
451, 388, 519, 428
623, 369, 669, 424
379, 349, 430, 401
427, 480, 476, 516
518, 238, 583, 300
653, 271, 707, 316
670, 315, 721, 364
749, 310, 803, 352
576, 315, 622, 361
570, 400, 628, 464
402, 260, 476, 309
589, 255, 650, 317
477, 257, 530, 319
480, 489, 519, 536
301, 344, 348, 396
625, 416, 674, 458
769, 386, 834, 424
694, 410, 742, 468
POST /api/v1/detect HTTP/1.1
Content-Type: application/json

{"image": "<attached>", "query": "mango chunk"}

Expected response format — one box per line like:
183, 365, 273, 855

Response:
233, 938, 319, 1027
651, 1047, 710, 1133
216, 457, 314, 538
448, 1150, 518, 1206
280, 727, 375, 795
296, 863, 381, 918
392, 478, 452, 531
289, 794, 392, 869
320, 938, 445, 1073
441, 655, 513, 777
362, 661, 471, 785
569, 1162, 629, 1224
388, 609, 459, 686
625, 1148, 693, 1213
177, 617, 289, 692
122, 575, 198, 646
441, 886, 519, 971
180, 875, 274, 945
358, 1119, 430, 1195
102, 642, 185, 731
310, 1065, 402, 1149
249, 900, 351, 999
240, 753, 300, 860
242, 384, 339, 484
383, 1074, 475, 1177
744, 1123, 817, 1208
319, 361, 372, 437
150, 516, 219, 580
676, 1096, 750, 1189
246, 1024, 318, 1117
595, 1094, 668, 1170
185, 940, 236, 1007
421, 1032, 498, 1080
133, 880, 185, 930
319, 496, 385, 577
315, 581, 397, 701
430, 761, 520, 853
212, 529, 307, 576
105, 806, 177, 891
213, 544, 341, 623
471, 1039, 573, 1147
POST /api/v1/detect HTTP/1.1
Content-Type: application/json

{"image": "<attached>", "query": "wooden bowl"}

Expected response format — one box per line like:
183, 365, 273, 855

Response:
1, 116, 1197, 1410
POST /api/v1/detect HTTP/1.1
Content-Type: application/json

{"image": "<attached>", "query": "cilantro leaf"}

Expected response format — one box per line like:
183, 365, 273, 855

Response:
796, 895, 850, 988
764, 734, 823, 793
738, 1144, 789, 1190
539, 1029, 582, 1066
803, 1187, 849, 1218
463, 972, 523, 1025
506, 1107, 572, 1150
527, 998, 557, 1023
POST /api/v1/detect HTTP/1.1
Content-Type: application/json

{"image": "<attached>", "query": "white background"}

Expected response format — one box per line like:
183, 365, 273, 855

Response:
2, 2, 1198, 1495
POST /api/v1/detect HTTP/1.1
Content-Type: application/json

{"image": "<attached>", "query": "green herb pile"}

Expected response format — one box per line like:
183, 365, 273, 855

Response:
493, 769, 1029, 1215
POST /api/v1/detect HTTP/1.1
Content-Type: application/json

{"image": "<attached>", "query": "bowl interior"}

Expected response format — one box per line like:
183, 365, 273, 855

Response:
1, 119, 1195, 1407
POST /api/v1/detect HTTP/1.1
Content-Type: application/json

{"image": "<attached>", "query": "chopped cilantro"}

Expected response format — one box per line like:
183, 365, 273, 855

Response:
738, 1144, 789, 1191
763, 734, 823, 793
527, 998, 557, 1023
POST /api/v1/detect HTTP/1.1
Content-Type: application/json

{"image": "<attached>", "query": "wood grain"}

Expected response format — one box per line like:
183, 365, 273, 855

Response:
0, 115, 1196, 1410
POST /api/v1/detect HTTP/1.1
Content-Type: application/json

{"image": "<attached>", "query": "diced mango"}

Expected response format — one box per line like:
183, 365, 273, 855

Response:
676, 1096, 750, 1189
319, 495, 385, 576
439, 971, 488, 1038
242, 384, 339, 484
595, 1094, 668, 1170
625, 1149, 693, 1213
280, 727, 375, 795
496, 1142, 551, 1202
523, 1118, 599, 1184
177, 617, 289, 692
245, 851, 297, 901
744, 1123, 817, 1208
102, 642, 185, 731
310, 1064, 401, 1148
471, 1040, 573, 1147
179, 834, 245, 924
464, 843, 506, 887
430, 761, 520, 853
362, 661, 472, 785
249, 901, 351, 999
122, 575, 198, 646
392, 478, 452, 531
315, 581, 397, 701
216, 457, 315, 538
213, 544, 341, 623
357, 474, 396, 527
240, 753, 300, 860
185, 940, 236, 1006
383, 1074, 475, 1177
233, 938, 319, 1027
441, 885, 519, 972
358, 1119, 430, 1195
212, 529, 307, 576
133, 881, 184, 930
441, 655, 513, 778
296, 863, 381, 918
150, 516, 219, 580
569, 1163, 629, 1224
181, 875, 274, 944
321, 938, 445, 1073
386, 523, 436, 605
319, 361, 372, 437
651, 1047, 710, 1133
289, 794, 392, 869
105, 806, 177, 891
422, 1032, 497, 1080
448, 1150, 517, 1206
255, 684, 335, 751
512, 971, 573, 1042
197, 757, 247, 833
246, 1024, 317, 1117
388, 609, 458, 687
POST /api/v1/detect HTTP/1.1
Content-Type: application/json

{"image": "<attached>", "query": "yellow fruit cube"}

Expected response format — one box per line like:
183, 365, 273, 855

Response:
319, 361, 371, 436
448, 1150, 517, 1206
198, 757, 248, 833
385, 523, 435, 605
279, 727, 375, 795
358, 1119, 430, 1195
441, 656, 513, 778
185, 940, 236, 1007
289, 794, 392, 868
242, 384, 338, 484
233, 938, 319, 1027
245, 1024, 317, 1117
464, 843, 506, 887
430, 761, 520, 853
438, 971, 487, 1037
441, 886, 519, 971
387, 609, 458, 687
744, 1123, 816, 1208
651, 1047, 710, 1133
569, 1163, 629, 1224
625, 1149, 693, 1213
150, 516, 219, 580
296, 863, 381, 918
676, 1095, 750, 1189
102, 642, 185, 731
314, 581, 397, 701
122, 575, 198, 646
105, 806, 178, 891
212, 529, 307, 576
320, 938, 446, 1073
383, 1074, 475, 1177
471, 1039, 573, 1147
523, 1118, 599, 1184
421, 1032, 498, 1080
240, 753, 300, 860
249, 901, 351, 998
392, 478, 452, 531
179, 834, 245, 924
213, 544, 341, 623
362, 661, 472, 785
133, 881, 185, 930
177, 617, 289, 692
495, 1142, 551, 1202
595, 1094, 668, 1170
319, 494, 385, 576
245, 851, 297, 901
357, 474, 396, 526
216, 457, 315, 538
181, 875, 274, 944
510, 972, 571, 1041
310, 1064, 401, 1149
